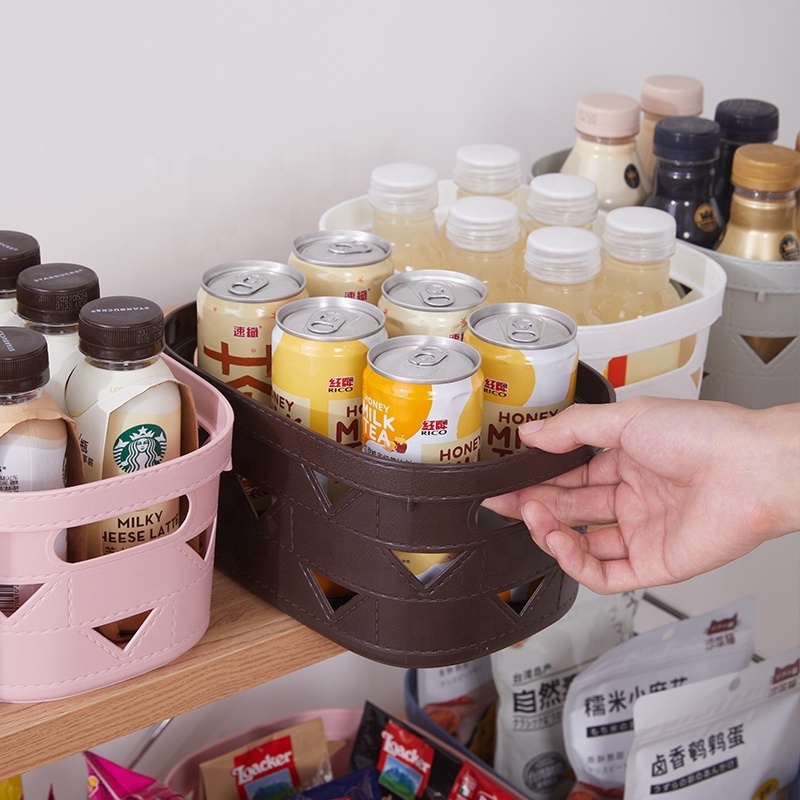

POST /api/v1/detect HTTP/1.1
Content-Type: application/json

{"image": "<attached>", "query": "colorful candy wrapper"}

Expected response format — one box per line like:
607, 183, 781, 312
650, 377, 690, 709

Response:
85, 751, 184, 800
447, 763, 516, 800
289, 767, 382, 800
0, 777, 23, 800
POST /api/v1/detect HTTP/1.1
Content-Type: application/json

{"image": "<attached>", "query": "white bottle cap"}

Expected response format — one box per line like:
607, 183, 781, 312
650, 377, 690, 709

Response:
575, 93, 641, 138
369, 162, 439, 214
527, 173, 599, 227
453, 144, 522, 195
524, 226, 601, 284
640, 75, 704, 117
602, 207, 677, 263
446, 196, 520, 252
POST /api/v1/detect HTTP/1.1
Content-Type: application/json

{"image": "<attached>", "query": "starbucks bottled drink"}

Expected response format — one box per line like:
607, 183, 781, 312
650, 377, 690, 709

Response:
714, 99, 780, 224
16, 263, 100, 412
65, 297, 183, 563
636, 75, 704, 193
525, 173, 598, 234
368, 162, 445, 271
644, 116, 724, 249
0, 231, 41, 326
0, 327, 68, 616
561, 93, 648, 210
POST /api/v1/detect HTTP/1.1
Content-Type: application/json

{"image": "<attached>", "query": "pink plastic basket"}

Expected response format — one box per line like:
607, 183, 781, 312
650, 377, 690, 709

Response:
0, 355, 234, 702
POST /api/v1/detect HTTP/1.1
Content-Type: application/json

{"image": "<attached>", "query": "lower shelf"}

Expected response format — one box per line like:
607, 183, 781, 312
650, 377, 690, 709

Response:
0, 570, 344, 780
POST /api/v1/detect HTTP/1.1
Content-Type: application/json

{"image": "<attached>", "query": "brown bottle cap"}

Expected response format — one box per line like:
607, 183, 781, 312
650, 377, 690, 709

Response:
731, 144, 800, 192
78, 296, 164, 361
0, 231, 41, 291
0, 327, 49, 393
16, 263, 100, 325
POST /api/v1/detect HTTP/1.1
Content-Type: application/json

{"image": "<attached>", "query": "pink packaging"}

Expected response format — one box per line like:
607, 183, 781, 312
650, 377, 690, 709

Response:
85, 751, 184, 800
0, 355, 234, 702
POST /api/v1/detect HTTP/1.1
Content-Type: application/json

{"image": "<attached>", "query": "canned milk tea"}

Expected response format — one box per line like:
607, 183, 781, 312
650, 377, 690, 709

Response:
465, 303, 578, 460
288, 230, 393, 304
362, 335, 483, 583
272, 297, 387, 447
197, 261, 307, 406
378, 269, 487, 340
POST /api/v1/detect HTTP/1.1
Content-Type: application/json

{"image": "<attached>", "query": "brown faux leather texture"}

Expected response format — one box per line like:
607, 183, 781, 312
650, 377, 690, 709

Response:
165, 304, 615, 667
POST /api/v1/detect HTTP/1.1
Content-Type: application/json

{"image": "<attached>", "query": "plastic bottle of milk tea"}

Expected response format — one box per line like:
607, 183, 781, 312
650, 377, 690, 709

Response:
445, 196, 522, 303
595, 207, 682, 386
526, 173, 598, 234
16, 263, 100, 413
524, 226, 603, 325
368, 162, 445, 271
636, 75, 704, 193
0, 327, 68, 616
453, 143, 523, 204
0, 231, 41, 327
561, 93, 648, 210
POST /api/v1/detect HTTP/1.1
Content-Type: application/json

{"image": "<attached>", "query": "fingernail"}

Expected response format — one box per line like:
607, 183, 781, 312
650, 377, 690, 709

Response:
544, 532, 561, 559
518, 419, 545, 437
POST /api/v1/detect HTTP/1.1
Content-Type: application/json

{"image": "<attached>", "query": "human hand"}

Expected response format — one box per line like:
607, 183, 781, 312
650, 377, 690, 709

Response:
483, 397, 800, 593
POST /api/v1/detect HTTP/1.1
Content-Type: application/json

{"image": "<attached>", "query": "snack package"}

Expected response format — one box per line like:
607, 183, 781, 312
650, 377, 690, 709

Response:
85, 751, 183, 800
491, 588, 642, 800
417, 657, 497, 763
0, 777, 23, 800
563, 783, 620, 800
289, 767, 382, 800
625, 646, 800, 798
447, 762, 516, 800
199, 718, 333, 800
562, 597, 756, 792
349, 702, 462, 800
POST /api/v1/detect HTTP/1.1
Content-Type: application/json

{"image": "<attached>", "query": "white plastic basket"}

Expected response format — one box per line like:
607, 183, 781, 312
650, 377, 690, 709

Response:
319, 181, 727, 401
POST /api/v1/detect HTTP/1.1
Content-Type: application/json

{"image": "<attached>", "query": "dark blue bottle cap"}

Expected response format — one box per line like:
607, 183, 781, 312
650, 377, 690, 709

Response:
714, 99, 779, 144
653, 116, 721, 162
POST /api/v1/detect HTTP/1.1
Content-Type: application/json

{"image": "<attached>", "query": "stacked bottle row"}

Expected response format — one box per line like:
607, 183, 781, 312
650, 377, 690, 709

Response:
0, 231, 191, 640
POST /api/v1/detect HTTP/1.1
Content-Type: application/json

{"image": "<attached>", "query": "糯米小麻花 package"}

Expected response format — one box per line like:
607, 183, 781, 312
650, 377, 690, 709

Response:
288, 766, 381, 800
349, 702, 462, 800
198, 717, 333, 800
85, 751, 184, 800
491, 587, 642, 800
417, 656, 497, 764
562, 597, 756, 792
624, 645, 800, 797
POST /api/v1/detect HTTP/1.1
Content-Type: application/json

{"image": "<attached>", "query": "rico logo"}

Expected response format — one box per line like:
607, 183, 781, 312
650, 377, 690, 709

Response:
771, 658, 800, 685
328, 376, 355, 393
483, 378, 508, 397
421, 419, 448, 436
705, 614, 738, 636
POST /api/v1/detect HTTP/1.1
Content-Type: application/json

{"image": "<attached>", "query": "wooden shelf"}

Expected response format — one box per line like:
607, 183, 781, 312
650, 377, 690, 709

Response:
0, 570, 344, 780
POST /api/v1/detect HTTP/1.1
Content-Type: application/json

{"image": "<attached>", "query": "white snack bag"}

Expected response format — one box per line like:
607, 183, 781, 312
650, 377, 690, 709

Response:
626, 645, 800, 798
491, 586, 643, 800
562, 596, 756, 791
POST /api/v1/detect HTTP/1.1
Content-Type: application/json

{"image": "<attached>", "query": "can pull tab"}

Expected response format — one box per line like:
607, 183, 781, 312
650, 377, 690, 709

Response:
228, 273, 269, 296
327, 240, 373, 256
307, 310, 347, 335
420, 281, 455, 308
409, 346, 448, 367
506, 314, 542, 344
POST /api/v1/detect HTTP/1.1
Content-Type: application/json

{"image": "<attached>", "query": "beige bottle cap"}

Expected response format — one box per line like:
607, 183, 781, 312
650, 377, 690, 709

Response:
640, 75, 704, 117
731, 144, 800, 192
575, 93, 640, 138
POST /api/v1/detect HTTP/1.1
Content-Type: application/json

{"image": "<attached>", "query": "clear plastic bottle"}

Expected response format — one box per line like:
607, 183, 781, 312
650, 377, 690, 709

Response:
525, 173, 598, 234
524, 226, 603, 325
0, 327, 68, 616
561, 93, 648, 211
368, 162, 446, 272
453, 143, 523, 204
644, 116, 724, 249
16, 263, 101, 413
596, 207, 682, 386
716, 144, 800, 262
713, 99, 780, 224
444, 196, 522, 303
0, 231, 40, 327
636, 75, 704, 194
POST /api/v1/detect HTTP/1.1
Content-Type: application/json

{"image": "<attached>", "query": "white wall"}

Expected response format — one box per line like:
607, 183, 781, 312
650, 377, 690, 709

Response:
6, 0, 800, 796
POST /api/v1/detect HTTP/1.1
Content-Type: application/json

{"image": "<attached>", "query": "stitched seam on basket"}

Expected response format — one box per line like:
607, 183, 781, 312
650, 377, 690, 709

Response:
2, 621, 208, 689
7, 568, 211, 633
0, 581, 60, 626
237, 421, 590, 500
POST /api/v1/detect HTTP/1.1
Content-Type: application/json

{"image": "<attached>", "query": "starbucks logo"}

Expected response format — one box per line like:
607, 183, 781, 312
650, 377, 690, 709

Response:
113, 425, 168, 473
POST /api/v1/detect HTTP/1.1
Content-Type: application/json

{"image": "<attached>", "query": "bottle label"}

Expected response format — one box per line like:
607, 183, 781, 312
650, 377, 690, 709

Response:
624, 164, 641, 189
780, 234, 799, 262
694, 203, 720, 233
112, 423, 169, 473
